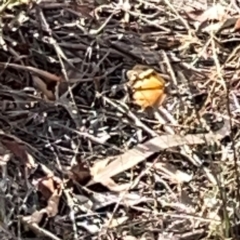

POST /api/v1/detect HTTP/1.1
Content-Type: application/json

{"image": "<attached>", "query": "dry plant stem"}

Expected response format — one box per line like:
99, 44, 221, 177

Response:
158, 53, 217, 184
46, 131, 63, 172
53, 123, 117, 149
104, 192, 126, 235
211, 36, 226, 92
212, 32, 240, 206
191, 38, 211, 67
39, 9, 76, 69
160, 53, 204, 167
63, 189, 78, 240
153, 212, 221, 224
123, 0, 130, 23
38, 8, 51, 35
87, 130, 225, 186
54, 44, 82, 128
57, 98, 82, 130
7, 45, 26, 65
2, 1, 239, 238
21, 221, 62, 240
156, 109, 218, 185
0, 223, 15, 240
225, 43, 240, 63
0, 62, 60, 82
0, 145, 8, 226
38, 3, 69, 10
70, 141, 81, 167
100, 93, 218, 184
154, 109, 201, 167
161, 0, 191, 31
129, 156, 161, 190
0, 130, 45, 162
102, 157, 156, 233
90, 12, 116, 35
0, 182, 6, 224
100, 94, 157, 137
51, 39, 76, 69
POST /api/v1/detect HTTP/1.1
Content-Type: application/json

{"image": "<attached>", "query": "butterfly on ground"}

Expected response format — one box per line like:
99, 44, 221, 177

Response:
126, 64, 166, 110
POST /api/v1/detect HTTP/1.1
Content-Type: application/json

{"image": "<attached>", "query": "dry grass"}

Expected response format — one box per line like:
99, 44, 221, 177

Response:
0, 0, 240, 239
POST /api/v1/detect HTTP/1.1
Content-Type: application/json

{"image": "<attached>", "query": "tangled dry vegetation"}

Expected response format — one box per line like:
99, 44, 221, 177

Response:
1, 0, 240, 239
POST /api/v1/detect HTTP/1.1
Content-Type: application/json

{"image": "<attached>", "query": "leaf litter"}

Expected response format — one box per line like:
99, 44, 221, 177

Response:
0, 0, 240, 239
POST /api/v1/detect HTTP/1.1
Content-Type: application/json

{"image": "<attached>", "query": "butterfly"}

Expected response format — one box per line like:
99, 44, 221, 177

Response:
126, 64, 166, 110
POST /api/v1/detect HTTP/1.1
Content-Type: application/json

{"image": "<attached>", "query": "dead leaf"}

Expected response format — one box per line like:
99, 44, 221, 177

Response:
92, 192, 149, 211
105, 216, 129, 229
45, 189, 61, 217
32, 75, 56, 100
150, 162, 192, 183
89, 159, 131, 191
22, 209, 46, 225
234, 17, 240, 31
87, 128, 227, 186
1, 137, 36, 169
33, 166, 63, 200
185, 4, 227, 23
35, 176, 58, 200
126, 64, 166, 110
90, 159, 111, 176
100, 178, 131, 192
22, 189, 61, 225
68, 161, 91, 184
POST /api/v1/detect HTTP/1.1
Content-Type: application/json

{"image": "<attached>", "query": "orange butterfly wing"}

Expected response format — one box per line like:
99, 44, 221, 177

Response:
127, 66, 166, 109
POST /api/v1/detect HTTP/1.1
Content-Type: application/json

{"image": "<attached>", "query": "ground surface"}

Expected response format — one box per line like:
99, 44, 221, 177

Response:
0, 0, 240, 240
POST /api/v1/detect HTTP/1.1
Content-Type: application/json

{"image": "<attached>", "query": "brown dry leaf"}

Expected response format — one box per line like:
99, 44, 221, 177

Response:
150, 162, 192, 183
22, 189, 61, 225
90, 159, 132, 191
100, 177, 131, 192
90, 159, 111, 176
32, 75, 56, 100
22, 209, 47, 225
126, 64, 166, 110
1, 137, 36, 169
68, 161, 91, 184
36, 176, 57, 200
87, 130, 226, 186
33, 167, 62, 200
185, 4, 227, 23
234, 17, 240, 31
105, 216, 129, 229
45, 189, 61, 217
